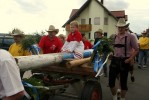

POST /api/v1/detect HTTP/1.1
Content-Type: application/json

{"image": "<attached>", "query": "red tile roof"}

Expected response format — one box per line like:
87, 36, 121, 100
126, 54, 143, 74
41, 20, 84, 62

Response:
69, 10, 126, 20
111, 10, 125, 18
146, 28, 149, 33
62, 0, 118, 27
69, 9, 79, 18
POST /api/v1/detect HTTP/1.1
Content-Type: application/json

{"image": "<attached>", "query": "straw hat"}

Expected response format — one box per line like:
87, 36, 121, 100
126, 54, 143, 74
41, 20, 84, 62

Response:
95, 29, 103, 34
142, 30, 147, 34
46, 25, 59, 34
10, 28, 24, 37
116, 18, 130, 27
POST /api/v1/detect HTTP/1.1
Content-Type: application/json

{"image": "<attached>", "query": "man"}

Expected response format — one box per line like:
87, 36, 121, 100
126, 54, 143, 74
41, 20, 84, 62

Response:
9, 28, 31, 56
94, 29, 103, 45
94, 29, 108, 77
138, 31, 149, 68
39, 25, 63, 54
109, 18, 139, 100
0, 49, 24, 100
82, 33, 93, 50
9, 28, 31, 78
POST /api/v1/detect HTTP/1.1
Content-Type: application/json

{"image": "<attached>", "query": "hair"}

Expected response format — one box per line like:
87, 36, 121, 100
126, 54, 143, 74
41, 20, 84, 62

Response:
81, 33, 85, 37
70, 20, 79, 28
58, 34, 65, 39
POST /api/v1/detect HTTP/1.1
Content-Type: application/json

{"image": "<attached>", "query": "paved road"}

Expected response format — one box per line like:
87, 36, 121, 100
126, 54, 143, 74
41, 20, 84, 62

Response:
52, 62, 149, 100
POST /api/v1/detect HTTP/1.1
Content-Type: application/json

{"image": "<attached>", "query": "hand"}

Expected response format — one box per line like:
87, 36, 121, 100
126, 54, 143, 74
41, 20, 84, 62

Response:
108, 53, 113, 60
125, 57, 133, 64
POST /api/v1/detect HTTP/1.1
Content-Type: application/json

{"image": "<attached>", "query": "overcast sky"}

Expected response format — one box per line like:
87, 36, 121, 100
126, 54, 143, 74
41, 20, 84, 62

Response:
0, 0, 149, 35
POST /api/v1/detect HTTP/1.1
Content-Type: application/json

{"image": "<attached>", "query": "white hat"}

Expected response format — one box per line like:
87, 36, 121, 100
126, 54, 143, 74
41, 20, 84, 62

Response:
10, 28, 24, 37
46, 25, 59, 34
116, 18, 129, 27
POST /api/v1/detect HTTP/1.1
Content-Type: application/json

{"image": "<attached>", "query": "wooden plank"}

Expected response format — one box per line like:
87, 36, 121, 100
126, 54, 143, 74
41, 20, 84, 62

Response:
33, 64, 95, 76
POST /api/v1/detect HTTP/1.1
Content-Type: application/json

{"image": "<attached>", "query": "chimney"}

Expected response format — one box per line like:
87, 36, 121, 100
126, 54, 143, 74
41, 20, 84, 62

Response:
101, 0, 104, 4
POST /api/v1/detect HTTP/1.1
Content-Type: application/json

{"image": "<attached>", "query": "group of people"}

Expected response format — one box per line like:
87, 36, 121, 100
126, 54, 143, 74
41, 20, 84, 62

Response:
38, 21, 93, 59
0, 18, 146, 100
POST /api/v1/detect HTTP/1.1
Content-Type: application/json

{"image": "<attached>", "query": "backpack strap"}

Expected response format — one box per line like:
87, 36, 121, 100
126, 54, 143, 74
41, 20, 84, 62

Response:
124, 36, 127, 57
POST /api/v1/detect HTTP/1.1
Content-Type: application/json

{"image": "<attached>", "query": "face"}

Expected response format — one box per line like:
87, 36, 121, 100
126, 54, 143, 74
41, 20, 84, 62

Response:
82, 36, 86, 42
70, 25, 77, 33
48, 31, 56, 38
95, 32, 102, 38
117, 27, 126, 34
13, 35, 22, 43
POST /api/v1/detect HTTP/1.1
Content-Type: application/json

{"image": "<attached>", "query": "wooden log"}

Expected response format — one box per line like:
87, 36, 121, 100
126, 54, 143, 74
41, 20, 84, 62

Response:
66, 57, 91, 68
15, 49, 93, 71
34, 65, 95, 76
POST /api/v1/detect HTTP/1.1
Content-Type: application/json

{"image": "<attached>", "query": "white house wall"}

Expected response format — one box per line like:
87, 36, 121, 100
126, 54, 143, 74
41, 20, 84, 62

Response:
89, 0, 105, 39
107, 16, 117, 36
65, 0, 117, 40
103, 11, 117, 37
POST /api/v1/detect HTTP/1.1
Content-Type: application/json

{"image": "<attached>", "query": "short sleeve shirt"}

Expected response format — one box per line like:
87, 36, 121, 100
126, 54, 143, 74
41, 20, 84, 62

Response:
0, 49, 24, 98
83, 40, 93, 50
67, 31, 82, 42
9, 43, 31, 56
39, 36, 63, 54
114, 32, 139, 57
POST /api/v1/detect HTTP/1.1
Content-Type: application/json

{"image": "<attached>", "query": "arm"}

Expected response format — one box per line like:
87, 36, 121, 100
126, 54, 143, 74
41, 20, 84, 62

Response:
23, 49, 31, 56
0, 55, 24, 99
125, 35, 139, 63
3, 91, 24, 100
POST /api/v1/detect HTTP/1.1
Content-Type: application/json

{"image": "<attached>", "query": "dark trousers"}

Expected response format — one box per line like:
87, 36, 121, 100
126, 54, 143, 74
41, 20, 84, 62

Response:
109, 57, 130, 90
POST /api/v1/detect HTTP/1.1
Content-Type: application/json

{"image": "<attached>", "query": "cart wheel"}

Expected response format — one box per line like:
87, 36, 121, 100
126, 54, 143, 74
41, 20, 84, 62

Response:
80, 81, 102, 100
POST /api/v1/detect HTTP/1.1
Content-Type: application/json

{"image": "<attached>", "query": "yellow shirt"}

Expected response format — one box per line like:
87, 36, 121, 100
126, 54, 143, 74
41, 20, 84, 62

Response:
9, 43, 31, 56
139, 37, 149, 50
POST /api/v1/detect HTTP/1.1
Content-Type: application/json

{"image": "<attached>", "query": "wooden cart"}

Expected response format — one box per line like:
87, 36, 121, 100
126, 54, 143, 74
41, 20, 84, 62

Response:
30, 61, 102, 100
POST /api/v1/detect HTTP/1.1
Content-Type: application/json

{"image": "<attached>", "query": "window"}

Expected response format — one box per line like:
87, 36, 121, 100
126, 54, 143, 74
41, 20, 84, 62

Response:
104, 32, 107, 37
81, 19, 86, 24
0, 39, 2, 46
94, 17, 100, 25
89, 33, 91, 39
89, 18, 91, 25
104, 17, 108, 25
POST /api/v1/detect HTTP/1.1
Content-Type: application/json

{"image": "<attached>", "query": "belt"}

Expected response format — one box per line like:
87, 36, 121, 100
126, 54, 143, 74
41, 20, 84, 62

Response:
113, 56, 129, 60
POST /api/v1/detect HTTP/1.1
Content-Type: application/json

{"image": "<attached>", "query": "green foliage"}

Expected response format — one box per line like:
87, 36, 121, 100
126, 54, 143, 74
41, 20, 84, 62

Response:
21, 31, 45, 50
96, 37, 113, 55
23, 77, 48, 100
90, 37, 113, 63
21, 35, 37, 50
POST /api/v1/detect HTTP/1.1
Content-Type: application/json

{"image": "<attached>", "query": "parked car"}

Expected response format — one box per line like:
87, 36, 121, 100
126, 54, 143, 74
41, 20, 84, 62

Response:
0, 33, 14, 50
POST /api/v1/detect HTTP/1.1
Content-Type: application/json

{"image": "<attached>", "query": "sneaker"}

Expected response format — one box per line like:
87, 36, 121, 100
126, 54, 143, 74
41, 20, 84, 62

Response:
117, 89, 121, 100
143, 65, 147, 68
138, 65, 141, 69
131, 76, 135, 82
113, 95, 117, 100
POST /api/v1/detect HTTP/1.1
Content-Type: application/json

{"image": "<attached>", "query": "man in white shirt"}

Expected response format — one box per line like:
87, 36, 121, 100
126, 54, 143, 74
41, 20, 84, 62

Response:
0, 49, 24, 100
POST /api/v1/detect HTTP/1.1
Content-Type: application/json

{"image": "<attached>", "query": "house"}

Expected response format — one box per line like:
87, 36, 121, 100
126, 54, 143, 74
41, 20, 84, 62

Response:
62, 0, 127, 40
